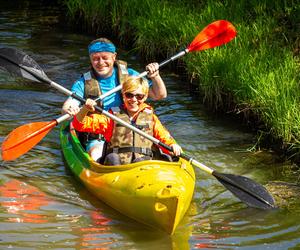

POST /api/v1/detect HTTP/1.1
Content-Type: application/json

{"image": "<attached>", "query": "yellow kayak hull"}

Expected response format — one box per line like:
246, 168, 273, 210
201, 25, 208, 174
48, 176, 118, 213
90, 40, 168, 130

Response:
60, 121, 195, 234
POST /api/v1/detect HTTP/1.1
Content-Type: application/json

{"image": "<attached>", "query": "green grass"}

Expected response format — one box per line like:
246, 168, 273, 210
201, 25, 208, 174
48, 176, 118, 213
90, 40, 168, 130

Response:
64, 0, 300, 160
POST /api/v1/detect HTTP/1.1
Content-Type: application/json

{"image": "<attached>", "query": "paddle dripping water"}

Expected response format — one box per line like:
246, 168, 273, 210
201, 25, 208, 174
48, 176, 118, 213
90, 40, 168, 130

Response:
0, 1, 300, 249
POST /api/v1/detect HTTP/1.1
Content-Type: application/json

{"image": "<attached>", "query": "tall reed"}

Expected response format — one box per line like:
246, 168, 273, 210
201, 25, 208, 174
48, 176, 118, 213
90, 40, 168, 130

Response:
64, 0, 300, 158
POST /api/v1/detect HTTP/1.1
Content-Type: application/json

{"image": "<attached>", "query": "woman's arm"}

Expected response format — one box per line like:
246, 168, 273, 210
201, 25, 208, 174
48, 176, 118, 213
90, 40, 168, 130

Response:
72, 99, 111, 139
152, 114, 182, 156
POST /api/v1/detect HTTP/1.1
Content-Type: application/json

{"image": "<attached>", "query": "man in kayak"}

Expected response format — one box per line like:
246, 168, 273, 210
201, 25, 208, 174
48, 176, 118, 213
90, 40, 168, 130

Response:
62, 38, 167, 161
72, 76, 182, 165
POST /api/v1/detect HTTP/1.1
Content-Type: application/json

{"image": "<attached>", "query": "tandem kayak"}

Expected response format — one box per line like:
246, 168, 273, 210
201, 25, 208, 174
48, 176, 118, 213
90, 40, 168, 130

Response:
60, 121, 195, 234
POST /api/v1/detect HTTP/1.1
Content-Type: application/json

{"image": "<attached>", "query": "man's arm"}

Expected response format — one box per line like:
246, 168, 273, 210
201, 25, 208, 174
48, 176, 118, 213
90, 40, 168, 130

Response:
61, 78, 84, 115
146, 63, 167, 100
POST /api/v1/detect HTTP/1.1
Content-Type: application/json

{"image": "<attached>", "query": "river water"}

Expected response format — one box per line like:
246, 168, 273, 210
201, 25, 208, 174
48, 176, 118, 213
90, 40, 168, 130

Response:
1, 1, 300, 249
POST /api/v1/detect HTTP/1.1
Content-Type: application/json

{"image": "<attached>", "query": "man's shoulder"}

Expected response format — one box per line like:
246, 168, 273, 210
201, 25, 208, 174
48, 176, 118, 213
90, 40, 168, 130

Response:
71, 76, 85, 93
127, 68, 139, 76
73, 75, 85, 85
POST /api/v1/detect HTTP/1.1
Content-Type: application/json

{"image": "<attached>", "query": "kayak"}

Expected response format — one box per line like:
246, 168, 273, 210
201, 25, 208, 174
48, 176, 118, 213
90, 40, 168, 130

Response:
60, 121, 195, 234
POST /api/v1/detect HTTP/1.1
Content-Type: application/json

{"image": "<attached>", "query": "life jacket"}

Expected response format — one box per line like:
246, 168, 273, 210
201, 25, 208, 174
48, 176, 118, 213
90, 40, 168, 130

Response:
79, 60, 129, 146
83, 60, 129, 110
107, 106, 154, 164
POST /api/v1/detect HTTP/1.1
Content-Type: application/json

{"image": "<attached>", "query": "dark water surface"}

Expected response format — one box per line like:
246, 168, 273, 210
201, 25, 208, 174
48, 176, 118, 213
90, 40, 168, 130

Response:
1, 2, 300, 249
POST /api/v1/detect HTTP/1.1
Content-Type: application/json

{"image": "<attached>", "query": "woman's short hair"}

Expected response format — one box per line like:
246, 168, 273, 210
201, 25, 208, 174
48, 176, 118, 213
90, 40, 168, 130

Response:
122, 76, 149, 96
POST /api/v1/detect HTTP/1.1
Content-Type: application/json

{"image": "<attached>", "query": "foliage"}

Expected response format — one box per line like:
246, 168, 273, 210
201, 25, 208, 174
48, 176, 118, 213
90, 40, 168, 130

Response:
63, 0, 300, 159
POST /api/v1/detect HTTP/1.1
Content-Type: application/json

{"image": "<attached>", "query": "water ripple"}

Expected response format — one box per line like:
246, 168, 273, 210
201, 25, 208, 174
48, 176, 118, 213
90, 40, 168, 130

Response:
0, 1, 298, 249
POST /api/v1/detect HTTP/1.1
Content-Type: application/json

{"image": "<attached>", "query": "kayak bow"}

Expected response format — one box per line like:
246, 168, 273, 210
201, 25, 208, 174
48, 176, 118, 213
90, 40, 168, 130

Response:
60, 121, 195, 234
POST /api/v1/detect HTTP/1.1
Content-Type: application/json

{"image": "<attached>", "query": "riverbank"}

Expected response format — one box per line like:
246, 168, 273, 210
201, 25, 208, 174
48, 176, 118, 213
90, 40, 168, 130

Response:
64, 0, 300, 162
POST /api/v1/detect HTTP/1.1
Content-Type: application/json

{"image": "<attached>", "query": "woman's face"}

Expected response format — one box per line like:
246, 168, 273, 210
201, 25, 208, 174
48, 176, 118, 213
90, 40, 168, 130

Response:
123, 85, 147, 114
90, 52, 116, 78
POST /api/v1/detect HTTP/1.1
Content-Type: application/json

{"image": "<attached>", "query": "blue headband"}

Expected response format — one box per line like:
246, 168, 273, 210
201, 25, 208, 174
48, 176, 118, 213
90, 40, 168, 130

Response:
88, 41, 116, 54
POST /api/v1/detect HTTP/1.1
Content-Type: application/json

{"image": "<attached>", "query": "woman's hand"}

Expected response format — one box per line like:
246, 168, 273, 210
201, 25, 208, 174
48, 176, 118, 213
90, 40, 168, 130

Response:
171, 144, 182, 156
83, 98, 97, 112
75, 98, 97, 122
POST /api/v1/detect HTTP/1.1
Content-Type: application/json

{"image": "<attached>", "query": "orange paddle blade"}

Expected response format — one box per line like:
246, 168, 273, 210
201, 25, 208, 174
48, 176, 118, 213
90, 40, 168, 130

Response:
1, 120, 57, 161
187, 20, 237, 52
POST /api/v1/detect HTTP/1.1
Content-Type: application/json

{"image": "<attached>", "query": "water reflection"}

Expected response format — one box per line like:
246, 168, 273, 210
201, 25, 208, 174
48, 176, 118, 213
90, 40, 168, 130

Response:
0, 179, 51, 223
76, 210, 115, 249
1, 0, 300, 249
190, 206, 300, 249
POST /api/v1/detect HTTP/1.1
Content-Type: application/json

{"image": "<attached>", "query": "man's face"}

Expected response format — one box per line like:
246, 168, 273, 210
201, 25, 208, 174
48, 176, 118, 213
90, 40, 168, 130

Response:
90, 52, 116, 78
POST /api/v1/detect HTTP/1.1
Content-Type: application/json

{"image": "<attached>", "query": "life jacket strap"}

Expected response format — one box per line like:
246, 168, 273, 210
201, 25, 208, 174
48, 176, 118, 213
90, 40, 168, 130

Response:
116, 123, 149, 130
87, 133, 104, 140
106, 147, 153, 157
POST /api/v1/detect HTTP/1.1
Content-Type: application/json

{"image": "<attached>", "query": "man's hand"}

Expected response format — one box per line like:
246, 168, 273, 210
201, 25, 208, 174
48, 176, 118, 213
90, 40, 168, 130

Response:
146, 63, 159, 79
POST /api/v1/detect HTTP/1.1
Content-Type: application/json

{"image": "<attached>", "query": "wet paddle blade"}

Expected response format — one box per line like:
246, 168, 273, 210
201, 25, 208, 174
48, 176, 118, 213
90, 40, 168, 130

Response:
187, 20, 237, 52
0, 47, 49, 82
213, 172, 276, 209
1, 121, 57, 161
180, 154, 276, 209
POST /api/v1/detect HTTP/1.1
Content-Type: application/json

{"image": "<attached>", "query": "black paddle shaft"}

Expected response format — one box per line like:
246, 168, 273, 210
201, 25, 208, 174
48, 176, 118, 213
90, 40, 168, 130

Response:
160, 145, 276, 209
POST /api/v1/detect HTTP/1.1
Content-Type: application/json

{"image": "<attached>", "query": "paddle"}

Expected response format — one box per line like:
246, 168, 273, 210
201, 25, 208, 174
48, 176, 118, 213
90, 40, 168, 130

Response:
0, 43, 275, 210
0, 19, 237, 160
1, 91, 275, 210
96, 19, 237, 101
0, 20, 274, 210
0, 20, 237, 103
1, 118, 68, 161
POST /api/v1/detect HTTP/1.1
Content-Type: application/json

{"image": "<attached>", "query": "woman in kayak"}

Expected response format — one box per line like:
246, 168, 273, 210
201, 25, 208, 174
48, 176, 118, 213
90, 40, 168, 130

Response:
62, 38, 167, 162
72, 76, 182, 165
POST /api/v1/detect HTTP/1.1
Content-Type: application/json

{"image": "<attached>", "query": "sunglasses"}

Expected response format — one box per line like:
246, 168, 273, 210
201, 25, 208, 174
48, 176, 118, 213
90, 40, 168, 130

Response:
124, 92, 145, 101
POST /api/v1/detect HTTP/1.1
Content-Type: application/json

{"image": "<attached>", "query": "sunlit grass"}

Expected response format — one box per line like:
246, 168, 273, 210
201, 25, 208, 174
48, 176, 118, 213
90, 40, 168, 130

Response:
63, 0, 300, 159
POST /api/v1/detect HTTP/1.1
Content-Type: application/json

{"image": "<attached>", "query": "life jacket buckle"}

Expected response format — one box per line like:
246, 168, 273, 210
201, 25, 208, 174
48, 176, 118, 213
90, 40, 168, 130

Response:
141, 148, 147, 155
112, 147, 119, 153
